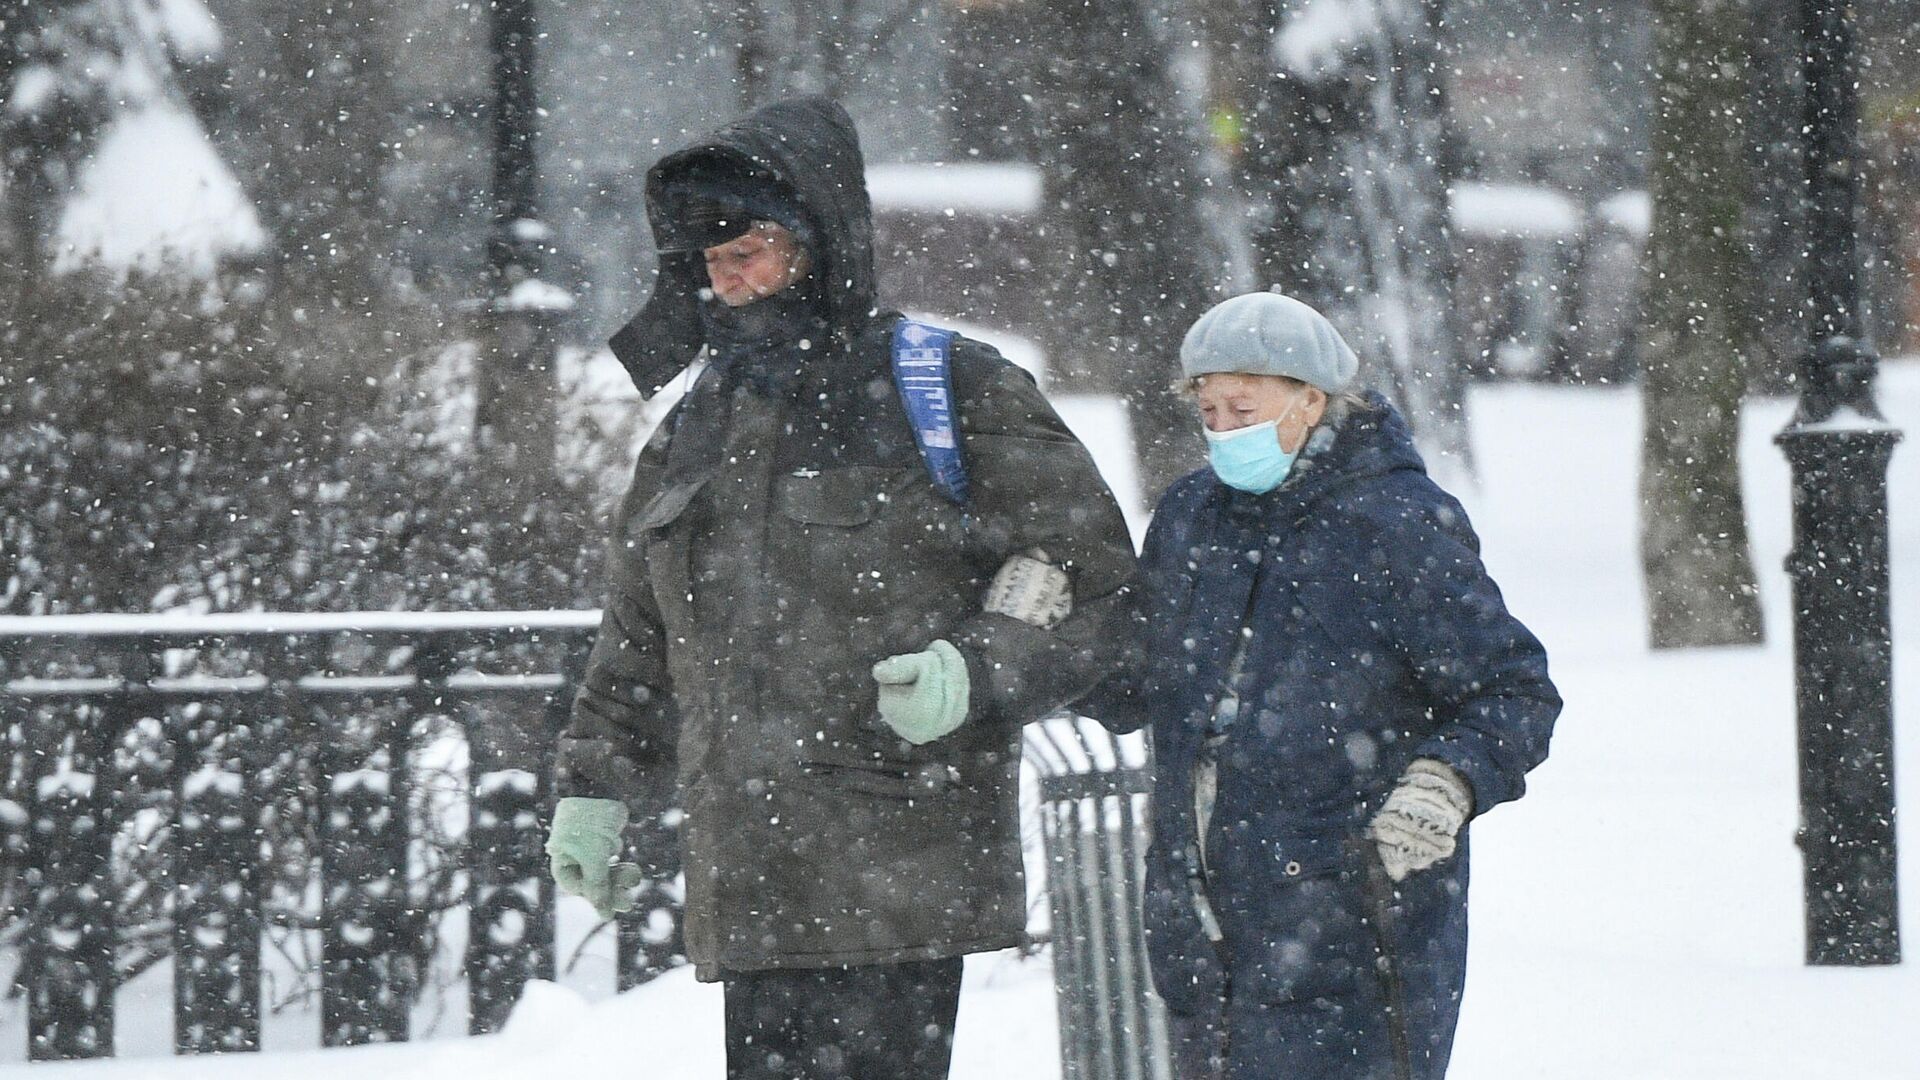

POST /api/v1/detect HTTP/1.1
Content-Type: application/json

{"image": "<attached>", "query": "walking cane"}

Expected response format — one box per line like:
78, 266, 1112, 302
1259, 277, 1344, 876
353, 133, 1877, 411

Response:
1356, 841, 1415, 1080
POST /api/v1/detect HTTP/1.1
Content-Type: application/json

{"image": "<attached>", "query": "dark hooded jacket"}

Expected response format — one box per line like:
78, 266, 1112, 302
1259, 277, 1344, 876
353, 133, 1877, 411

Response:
560, 97, 1137, 980
1084, 397, 1559, 1079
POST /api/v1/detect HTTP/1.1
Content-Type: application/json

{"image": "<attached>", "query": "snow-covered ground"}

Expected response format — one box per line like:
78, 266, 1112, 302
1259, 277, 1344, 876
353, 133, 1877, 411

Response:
7, 364, 1920, 1078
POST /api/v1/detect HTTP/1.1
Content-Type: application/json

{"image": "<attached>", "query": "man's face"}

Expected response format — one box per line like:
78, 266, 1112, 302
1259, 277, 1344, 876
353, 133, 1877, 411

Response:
702, 221, 808, 307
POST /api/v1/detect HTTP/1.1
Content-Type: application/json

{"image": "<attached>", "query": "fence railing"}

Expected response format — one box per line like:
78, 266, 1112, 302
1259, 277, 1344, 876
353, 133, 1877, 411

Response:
3, 613, 1165, 1073
0, 611, 688, 1061
1026, 717, 1171, 1080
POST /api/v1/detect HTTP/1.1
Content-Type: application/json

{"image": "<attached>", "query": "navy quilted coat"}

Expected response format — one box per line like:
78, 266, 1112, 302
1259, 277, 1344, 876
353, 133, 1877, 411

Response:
1085, 396, 1559, 1079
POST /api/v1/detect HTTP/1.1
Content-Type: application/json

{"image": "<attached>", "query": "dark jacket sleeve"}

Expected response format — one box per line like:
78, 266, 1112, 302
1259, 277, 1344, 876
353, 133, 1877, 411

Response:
1367, 480, 1561, 815
945, 345, 1140, 727
556, 428, 680, 811
1071, 487, 1191, 735
1069, 598, 1151, 735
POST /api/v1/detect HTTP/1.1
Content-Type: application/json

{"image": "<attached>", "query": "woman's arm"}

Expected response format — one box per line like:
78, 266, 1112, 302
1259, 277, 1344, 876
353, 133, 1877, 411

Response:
1369, 482, 1562, 815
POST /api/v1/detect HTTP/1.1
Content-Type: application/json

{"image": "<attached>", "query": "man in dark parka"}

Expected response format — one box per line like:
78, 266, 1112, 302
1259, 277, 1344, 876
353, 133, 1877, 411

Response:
546, 96, 1137, 1080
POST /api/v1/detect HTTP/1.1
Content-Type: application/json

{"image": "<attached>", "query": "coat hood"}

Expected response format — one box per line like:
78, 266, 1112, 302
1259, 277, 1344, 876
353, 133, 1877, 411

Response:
648, 95, 877, 329
1302, 392, 1427, 497
610, 96, 878, 398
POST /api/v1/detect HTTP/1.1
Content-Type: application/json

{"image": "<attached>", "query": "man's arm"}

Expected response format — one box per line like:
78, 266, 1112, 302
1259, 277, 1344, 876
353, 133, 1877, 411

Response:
944, 346, 1141, 726
556, 435, 679, 811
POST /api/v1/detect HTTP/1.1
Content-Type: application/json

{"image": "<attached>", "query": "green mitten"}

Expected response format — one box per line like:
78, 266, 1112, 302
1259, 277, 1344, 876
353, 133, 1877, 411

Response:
546, 796, 642, 920
872, 639, 971, 745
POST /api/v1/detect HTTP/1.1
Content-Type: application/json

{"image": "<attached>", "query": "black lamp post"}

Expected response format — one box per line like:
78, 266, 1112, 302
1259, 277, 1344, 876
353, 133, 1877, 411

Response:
464, 0, 570, 1037
475, 0, 569, 482
1775, 0, 1902, 967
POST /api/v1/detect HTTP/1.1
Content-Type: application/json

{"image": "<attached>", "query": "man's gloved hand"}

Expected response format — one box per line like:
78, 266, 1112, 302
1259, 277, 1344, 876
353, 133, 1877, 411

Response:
1366, 759, 1474, 882
546, 797, 645, 920
872, 639, 971, 745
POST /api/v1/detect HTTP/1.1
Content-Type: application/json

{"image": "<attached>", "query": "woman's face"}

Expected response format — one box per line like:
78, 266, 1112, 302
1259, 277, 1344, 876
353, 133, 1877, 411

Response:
702, 222, 809, 307
1194, 373, 1329, 453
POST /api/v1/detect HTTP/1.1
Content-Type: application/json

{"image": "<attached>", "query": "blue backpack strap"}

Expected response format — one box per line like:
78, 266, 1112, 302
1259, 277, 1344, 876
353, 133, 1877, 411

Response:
891, 319, 969, 506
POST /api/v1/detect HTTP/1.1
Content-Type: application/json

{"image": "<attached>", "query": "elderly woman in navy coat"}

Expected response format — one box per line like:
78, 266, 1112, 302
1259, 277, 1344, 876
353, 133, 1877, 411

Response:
1084, 292, 1560, 1079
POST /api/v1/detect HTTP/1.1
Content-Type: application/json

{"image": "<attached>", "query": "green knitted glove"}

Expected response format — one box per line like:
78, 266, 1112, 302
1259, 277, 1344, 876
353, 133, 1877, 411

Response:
872, 639, 971, 745
546, 797, 645, 920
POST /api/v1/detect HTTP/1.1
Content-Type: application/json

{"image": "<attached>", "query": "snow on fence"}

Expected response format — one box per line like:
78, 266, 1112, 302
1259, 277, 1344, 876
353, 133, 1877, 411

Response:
1, 613, 1166, 1075
0, 612, 684, 1061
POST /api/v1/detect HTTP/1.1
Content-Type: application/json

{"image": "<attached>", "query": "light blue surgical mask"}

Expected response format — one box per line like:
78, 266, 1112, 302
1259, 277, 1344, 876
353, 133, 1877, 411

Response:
1204, 399, 1306, 494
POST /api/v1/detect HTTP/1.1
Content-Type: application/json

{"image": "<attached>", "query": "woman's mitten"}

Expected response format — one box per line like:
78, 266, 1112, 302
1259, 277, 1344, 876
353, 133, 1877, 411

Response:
1366, 759, 1474, 881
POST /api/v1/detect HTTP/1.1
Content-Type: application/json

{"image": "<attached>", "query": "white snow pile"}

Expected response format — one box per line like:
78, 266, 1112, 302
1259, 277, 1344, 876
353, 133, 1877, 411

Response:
1273, 0, 1383, 80
1449, 181, 1584, 240
2, 955, 1058, 1080
7, 0, 267, 281
866, 162, 1044, 217
51, 103, 266, 280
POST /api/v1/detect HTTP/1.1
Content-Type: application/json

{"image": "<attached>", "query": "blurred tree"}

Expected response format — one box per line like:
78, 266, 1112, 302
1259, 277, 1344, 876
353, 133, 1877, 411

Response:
943, 0, 1039, 161
1638, 0, 1764, 648
0, 0, 600, 619
206, 0, 422, 416
1023, 0, 1213, 497
721, 0, 925, 105
0, 0, 272, 614
1207, 0, 1473, 476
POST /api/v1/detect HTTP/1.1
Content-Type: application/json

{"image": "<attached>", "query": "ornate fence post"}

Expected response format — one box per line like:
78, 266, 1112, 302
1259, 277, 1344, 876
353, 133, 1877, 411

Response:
172, 670, 263, 1054
317, 643, 415, 1046
462, 629, 568, 1032
467, 762, 546, 1032
24, 658, 135, 1059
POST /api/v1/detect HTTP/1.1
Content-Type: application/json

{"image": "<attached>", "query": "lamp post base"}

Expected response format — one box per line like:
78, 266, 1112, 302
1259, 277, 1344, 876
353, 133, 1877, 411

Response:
1776, 421, 1902, 966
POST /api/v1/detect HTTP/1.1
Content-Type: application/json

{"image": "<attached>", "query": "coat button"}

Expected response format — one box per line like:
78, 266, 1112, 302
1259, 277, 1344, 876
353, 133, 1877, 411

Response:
1284, 860, 1302, 876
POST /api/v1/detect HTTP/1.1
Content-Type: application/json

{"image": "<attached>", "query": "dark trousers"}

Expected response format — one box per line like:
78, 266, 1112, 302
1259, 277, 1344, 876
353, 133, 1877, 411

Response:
723, 957, 965, 1080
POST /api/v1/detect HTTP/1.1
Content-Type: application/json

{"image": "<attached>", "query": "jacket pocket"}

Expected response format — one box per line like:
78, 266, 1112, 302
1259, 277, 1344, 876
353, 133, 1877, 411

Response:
635, 480, 704, 628
634, 479, 706, 532
799, 759, 959, 801
774, 466, 905, 527
1217, 839, 1374, 1005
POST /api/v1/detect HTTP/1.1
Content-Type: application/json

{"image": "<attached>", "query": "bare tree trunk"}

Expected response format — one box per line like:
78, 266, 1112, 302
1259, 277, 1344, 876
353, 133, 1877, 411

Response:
727, 0, 773, 108
1639, 0, 1765, 648
1233, 0, 1472, 476
1029, 0, 1212, 499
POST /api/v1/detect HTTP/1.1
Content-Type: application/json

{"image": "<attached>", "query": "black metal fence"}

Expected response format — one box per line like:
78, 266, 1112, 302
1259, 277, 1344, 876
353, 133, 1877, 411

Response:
1027, 718, 1171, 1080
3, 614, 1164, 1074
0, 611, 683, 1061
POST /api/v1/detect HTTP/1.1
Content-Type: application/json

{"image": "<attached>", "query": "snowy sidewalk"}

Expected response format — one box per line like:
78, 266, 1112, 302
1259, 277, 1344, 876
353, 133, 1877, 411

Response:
7, 368, 1920, 1078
